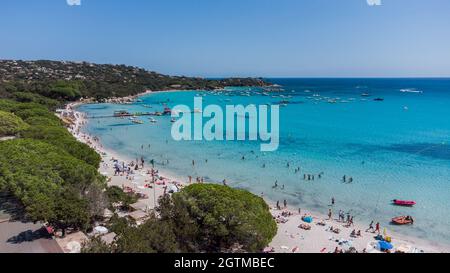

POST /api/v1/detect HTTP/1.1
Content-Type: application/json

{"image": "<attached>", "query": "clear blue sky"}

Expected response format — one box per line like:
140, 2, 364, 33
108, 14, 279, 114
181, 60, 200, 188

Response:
1, 0, 450, 77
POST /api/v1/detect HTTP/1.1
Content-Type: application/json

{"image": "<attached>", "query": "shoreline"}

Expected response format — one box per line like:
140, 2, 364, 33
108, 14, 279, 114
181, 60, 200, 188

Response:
62, 92, 450, 253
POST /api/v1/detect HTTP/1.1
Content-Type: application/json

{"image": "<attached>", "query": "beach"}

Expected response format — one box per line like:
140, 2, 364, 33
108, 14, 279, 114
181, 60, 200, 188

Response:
62, 88, 450, 253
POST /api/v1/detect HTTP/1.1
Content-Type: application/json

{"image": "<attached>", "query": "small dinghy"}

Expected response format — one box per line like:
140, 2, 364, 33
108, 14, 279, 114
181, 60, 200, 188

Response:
393, 200, 416, 207
392, 216, 414, 225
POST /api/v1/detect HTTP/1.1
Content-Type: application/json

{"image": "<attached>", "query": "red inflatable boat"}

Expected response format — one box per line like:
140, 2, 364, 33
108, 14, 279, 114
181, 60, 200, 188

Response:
392, 199, 416, 207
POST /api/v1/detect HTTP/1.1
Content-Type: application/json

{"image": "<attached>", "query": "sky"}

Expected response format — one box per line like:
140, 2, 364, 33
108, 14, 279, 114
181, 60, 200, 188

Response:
1, 0, 450, 77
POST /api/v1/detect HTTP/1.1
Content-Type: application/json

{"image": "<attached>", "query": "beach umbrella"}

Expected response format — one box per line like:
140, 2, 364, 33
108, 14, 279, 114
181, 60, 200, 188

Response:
168, 184, 179, 193
94, 226, 109, 235
378, 241, 393, 251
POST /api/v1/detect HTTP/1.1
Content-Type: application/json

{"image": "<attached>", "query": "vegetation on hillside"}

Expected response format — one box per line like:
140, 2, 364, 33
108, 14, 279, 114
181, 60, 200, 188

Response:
0, 60, 270, 102
0, 110, 29, 137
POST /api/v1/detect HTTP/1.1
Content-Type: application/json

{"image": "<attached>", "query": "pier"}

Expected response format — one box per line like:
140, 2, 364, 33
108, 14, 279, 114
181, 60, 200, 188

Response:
87, 109, 171, 119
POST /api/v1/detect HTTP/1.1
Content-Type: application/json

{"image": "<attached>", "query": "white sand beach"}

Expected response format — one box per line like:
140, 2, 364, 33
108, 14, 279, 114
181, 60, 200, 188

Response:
60, 100, 450, 254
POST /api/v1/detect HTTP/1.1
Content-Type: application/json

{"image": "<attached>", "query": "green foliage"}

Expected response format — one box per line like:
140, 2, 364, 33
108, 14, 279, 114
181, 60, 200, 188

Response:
0, 110, 29, 137
0, 99, 100, 167
0, 99, 19, 112
114, 213, 179, 253
0, 60, 269, 101
84, 184, 277, 253
108, 214, 135, 235
0, 139, 103, 232
81, 236, 113, 253
12, 92, 60, 109
51, 189, 90, 234
48, 81, 82, 100
21, 125, 101, 167
106, 186, 139, 209
24, 116, 62, 127
158, 184, 277, 252
0, 99, 105, 235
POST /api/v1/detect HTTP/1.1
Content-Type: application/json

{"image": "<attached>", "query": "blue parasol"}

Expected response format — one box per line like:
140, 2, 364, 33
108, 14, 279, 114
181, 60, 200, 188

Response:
378, 241, 393, 250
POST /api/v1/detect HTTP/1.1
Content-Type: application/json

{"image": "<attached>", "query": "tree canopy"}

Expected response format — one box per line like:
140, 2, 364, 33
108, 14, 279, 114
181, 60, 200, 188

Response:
82, 184, 277, 253
0, 99, 105, 235
0, 139, 105, 233
0, 110, 29, 137
158, 184, 277, 252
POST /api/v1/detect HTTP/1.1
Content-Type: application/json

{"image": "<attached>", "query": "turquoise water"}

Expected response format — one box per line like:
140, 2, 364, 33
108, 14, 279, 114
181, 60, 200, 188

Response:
78, 78, 450, 246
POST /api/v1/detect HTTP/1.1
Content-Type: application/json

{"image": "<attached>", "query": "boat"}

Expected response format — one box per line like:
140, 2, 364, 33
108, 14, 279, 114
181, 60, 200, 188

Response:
373, 98, 384, 101
392, 200, 416, 207
391, 216, 414, 225
149, 117, 157, 123
114, 110, 131, 117
361, 93, 371, 97
132, 119, 144, 124
400, 88, 423, 94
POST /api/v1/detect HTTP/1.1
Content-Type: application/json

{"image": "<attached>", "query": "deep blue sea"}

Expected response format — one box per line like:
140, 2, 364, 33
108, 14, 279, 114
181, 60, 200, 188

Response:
78, 78, 450, 246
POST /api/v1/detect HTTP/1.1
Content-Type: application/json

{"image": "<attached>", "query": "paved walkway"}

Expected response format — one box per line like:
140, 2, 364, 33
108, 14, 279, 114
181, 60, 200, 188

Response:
0, 221, 62, 253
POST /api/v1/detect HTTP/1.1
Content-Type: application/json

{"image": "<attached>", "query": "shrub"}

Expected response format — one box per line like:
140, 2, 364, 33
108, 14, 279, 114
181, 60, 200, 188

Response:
0, 110, 29, 137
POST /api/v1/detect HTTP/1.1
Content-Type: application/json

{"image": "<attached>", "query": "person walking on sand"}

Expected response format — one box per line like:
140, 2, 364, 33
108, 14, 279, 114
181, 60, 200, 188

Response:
375, 222, 381, 234
188, 176, 192, 183
276, 201, 280, 210
366, 221, 374, 232
328, 209, 332, 220
283, 199, 287, 208
223, 179, 228, 186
